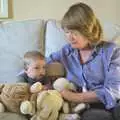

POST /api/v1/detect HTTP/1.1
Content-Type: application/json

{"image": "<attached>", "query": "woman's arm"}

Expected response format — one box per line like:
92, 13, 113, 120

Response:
46, 44, 70, 64
46, 50, 61, 64
60, 89, 99, 103
93, 46, 120, 109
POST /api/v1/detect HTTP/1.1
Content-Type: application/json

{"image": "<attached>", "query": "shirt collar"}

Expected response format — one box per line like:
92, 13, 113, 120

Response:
68, 41, 104, 58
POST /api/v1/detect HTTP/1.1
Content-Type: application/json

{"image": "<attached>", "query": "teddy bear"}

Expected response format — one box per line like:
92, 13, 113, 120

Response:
20, 78, 88, 120
0, 82, 63, 120
0, 83, 30, 113
53, 77, 89, 120
20, 82, 63, 120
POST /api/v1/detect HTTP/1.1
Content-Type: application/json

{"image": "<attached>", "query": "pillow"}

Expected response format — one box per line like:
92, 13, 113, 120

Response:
0, 112, 27, 120
45, 20, 67, 57
102, 22, 120, 44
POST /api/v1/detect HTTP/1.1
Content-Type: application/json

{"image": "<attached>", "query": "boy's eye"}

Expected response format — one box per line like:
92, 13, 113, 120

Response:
34, 67, 40, 69
34, 66, 46, 70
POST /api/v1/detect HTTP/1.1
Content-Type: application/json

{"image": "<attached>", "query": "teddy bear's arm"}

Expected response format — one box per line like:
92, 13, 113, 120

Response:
37, 91, 48, 109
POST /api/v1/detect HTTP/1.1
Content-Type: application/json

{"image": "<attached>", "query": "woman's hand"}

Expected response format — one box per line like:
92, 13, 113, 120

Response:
60, 89, 78, 102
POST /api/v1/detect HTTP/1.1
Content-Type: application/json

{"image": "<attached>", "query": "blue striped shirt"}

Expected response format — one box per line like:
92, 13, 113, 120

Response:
46, 41, 120, 109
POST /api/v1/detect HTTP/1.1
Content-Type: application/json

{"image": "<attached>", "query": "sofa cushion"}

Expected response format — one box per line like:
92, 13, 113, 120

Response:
103, 22, 120, 46
0, 19, 45, 83
45, 20, 68, 76
0, 112, 27, 120
45, 20, 67, 57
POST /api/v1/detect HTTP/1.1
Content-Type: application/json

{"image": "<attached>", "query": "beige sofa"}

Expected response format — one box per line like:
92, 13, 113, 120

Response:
0, 19, 119, 120
0, 19, 68, 120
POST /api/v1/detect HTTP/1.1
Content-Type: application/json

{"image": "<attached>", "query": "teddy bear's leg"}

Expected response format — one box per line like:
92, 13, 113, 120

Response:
37, 91, 48, 108
31, 108, 51, 120
62, 101, 70, 114
31, 114, 42, 120
39, 105, 52, 119
20, 100, 34, 115
48, 109, 59, 120
0, 102, 5, 112
72, 103, 87, 113
59, 113, 80, 120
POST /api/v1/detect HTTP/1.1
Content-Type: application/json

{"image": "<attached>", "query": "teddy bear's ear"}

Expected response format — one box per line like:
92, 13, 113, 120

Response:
20, 101, 33, 115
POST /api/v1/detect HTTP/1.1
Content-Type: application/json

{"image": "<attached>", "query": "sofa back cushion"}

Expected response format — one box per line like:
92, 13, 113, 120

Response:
45, 20, 68, 57
0, 19, 45, 83
45, 20, 68, 77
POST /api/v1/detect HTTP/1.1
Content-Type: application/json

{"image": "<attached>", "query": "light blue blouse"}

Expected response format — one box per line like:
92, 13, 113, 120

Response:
46, 41, 120, 109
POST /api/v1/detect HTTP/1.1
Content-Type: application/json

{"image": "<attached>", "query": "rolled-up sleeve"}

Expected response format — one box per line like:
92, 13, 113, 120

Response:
95, 47, 120, 109
46, 50, 61, 64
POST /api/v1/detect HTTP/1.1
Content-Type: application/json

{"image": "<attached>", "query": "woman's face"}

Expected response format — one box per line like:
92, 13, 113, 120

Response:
64, 29, 90, 50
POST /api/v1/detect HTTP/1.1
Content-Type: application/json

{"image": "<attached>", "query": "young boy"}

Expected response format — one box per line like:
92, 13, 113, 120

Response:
18, 51, 52, 90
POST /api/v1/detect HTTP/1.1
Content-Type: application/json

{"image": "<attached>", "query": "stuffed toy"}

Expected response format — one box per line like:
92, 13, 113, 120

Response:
20, 77, 88, 120
20, 82, 63, 120
30, 82, 43, 93
53, 77, 88, 120
0, 83, 30, 113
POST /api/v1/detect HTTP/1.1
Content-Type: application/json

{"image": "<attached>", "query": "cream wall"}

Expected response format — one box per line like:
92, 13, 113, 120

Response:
13, 0, 119, 24
116, 0, 120, 24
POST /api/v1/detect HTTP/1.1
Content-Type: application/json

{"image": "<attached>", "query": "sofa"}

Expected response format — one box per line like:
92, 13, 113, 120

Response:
0, 19, 120, 120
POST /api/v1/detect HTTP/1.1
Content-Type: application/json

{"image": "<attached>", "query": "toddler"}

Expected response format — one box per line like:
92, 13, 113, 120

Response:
18, 51, 52, 90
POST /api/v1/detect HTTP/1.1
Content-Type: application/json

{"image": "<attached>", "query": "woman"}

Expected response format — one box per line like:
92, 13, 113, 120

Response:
47, 2, 120, 120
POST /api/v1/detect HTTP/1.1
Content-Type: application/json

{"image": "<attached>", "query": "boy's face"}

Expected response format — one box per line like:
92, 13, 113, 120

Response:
25, 59, 45, 80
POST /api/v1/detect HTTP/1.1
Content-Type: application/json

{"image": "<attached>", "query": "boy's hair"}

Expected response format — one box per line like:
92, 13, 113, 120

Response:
61, 2, 103, 45
23, 51, 44, 70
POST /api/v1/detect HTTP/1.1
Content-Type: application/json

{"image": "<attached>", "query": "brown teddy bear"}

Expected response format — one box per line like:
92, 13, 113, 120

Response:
0, 82, 63, 120
0, 83, 30, 113
20, 78, 87, 120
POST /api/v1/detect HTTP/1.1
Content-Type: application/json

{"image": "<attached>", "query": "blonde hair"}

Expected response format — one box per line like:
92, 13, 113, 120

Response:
23, 51, 44, 70
61, 2, 103, 44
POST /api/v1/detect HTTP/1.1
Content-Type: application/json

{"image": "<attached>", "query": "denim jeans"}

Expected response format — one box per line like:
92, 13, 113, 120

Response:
112, 102, 120, 120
